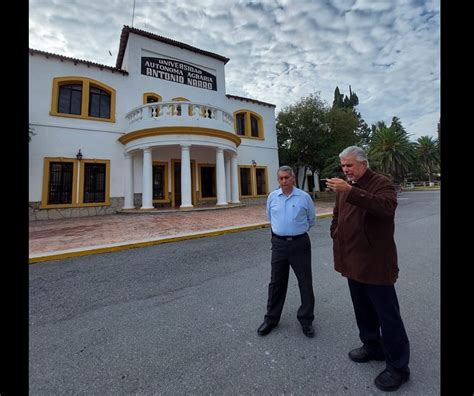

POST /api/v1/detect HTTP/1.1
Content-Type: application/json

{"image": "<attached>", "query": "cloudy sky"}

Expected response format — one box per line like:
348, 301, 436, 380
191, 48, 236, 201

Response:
29, 0, 440, 140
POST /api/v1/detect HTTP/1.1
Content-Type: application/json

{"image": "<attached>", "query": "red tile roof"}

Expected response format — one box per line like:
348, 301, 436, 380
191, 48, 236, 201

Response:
29, 48, 128, 75
226, 94, 276, 108
29, 29, 274, 109
116, 25, 230, 69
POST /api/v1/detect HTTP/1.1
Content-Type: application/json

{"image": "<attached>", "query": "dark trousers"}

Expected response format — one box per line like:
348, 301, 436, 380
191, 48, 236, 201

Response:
348, 278, 410, 373
264, 233, 315, 326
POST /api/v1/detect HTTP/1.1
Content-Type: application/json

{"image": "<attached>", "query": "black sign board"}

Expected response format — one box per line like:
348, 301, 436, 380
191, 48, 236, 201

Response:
141, 57, 217, 91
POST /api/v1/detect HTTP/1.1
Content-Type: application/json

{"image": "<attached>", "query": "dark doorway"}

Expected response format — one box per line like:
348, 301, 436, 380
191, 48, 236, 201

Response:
307, 175, 315, 192
200, 166, 216, 198
174, 162, 181, 207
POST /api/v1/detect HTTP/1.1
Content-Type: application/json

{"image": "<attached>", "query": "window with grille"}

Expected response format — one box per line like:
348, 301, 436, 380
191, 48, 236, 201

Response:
48, 162, 73, 204
83, 163, 106, 203
256, 168, 267, 195
240, 168, 252, 196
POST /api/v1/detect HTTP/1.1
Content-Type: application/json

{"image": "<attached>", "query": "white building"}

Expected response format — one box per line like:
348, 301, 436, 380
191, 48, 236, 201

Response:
29, 26, 280, 220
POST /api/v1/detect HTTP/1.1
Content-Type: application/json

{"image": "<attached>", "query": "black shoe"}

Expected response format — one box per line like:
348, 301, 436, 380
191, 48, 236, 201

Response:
348, 346, 385, 363
374, 368, 410, 391
302, 325, 315, 338
257, 322, 277, 336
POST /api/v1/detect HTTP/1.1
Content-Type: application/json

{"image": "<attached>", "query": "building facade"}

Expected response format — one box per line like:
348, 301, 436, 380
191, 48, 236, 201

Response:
29, 26, 280, 221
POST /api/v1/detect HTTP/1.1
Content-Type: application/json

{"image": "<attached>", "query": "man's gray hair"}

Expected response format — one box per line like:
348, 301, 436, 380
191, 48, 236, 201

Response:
277, 165, 295, 177
339, 146, 370, 167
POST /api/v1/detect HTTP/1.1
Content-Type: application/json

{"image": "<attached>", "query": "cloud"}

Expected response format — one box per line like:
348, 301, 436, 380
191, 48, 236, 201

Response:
29, 0, 440, 139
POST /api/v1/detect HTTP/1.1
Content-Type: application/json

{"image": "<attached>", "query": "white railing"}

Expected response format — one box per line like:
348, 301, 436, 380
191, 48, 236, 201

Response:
125, 101, 235, 132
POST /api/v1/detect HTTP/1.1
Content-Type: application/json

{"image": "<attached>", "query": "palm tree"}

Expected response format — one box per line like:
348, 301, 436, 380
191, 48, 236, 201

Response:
368, 126, 415, 183
415, 136, 440, 183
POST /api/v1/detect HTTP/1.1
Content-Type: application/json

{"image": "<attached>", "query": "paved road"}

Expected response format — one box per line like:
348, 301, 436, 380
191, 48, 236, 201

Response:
29, 191, 440, 395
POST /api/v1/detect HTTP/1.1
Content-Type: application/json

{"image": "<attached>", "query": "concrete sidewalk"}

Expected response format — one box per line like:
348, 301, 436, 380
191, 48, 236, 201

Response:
29, 201, 335, 263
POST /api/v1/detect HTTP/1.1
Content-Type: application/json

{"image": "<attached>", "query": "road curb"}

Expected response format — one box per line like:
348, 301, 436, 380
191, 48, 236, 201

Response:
29, 213, 333, 264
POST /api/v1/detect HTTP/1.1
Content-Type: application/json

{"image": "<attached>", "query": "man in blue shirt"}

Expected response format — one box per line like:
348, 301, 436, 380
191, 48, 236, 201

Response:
257, 165, 316, 338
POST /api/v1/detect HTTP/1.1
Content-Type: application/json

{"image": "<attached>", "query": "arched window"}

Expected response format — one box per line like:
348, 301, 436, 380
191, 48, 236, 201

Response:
143, 92, 162, 104
50, 77, 116, 122
233, 110, 264, 139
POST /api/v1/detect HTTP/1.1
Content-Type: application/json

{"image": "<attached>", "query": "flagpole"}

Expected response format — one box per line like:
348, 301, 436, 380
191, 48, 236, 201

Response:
132, 0, 136, 27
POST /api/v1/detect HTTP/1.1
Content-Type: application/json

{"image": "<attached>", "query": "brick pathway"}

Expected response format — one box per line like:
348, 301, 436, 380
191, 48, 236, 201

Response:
29, 201, 335, 256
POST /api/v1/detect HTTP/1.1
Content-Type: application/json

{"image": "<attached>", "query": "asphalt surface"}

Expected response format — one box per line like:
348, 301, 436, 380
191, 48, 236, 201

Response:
29, 191, 440, 395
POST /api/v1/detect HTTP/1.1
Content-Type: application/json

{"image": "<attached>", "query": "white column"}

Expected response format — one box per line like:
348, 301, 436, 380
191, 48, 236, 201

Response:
123, 152, 135, 209
215, 147, 227, 206
225, 153, 231, 203
230, 152, 240, 204
314, 172, 321, 192
141, 147, 153, 209
180, 144, 193, 208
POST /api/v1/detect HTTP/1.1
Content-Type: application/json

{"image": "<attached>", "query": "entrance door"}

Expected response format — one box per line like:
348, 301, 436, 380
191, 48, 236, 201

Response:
171, 160, 196, 207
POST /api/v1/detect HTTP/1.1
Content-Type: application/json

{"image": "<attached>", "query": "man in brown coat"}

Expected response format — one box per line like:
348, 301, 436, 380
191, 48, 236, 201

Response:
326, 146, 410, 392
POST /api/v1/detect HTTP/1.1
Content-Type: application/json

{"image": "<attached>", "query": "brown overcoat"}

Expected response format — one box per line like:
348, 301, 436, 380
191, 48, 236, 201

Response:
330, 168, 399, 285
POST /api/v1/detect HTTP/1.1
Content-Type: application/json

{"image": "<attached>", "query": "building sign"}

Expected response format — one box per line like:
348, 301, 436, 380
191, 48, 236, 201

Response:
141, 57, 217, 91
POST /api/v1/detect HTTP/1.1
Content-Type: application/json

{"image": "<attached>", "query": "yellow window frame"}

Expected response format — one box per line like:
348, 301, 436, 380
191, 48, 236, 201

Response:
50, 76, 116, 122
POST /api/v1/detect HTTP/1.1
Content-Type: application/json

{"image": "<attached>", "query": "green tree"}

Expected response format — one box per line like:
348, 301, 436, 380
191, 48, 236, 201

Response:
415, 135, 440, 183
355, 113, 372, 150
332, 85, 369, 150
276, 93, 328, 188
390, 116, 407, 135
325, 106, 359, 158
332, 85, 359, 109
368, 121, 415, 183
437, 118, 440, 150
277, 87, 367, 188
333, 87, 344, 108
311, 107, 359, 179
371, 120, 387, 135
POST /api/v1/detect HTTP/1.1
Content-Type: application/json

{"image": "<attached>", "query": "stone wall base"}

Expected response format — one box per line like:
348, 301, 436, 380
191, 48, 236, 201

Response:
239, 197, 267, 205
30, 195, 269, 220
29, 197, 124, 221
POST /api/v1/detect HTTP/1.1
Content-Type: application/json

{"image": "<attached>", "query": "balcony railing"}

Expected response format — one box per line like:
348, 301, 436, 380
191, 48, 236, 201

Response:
124, 101, 235, 134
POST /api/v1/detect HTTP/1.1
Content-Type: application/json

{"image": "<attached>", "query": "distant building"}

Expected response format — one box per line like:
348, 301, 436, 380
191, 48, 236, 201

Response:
29, 26, 279, 220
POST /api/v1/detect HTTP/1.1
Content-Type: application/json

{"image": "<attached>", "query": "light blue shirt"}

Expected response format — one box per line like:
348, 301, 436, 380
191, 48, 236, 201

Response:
266, 187, 316, 236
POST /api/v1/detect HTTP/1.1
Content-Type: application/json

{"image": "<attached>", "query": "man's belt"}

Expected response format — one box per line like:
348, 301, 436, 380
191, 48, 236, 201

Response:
272, 232, 307, 241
